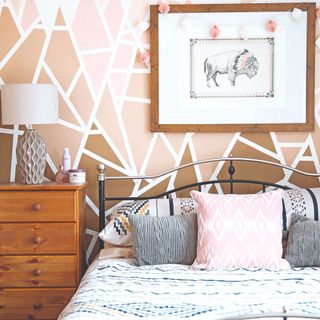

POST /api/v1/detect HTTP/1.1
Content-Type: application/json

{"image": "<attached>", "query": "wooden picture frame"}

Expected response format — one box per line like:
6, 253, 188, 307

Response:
150, 3, 315, 133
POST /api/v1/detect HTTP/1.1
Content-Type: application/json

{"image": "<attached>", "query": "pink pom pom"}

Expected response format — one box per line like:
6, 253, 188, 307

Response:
316, 7, 320, 18
266, 20, 277, 33
159, 3, 170, 14
210, 25, 220, 38
139, 50, 150, 64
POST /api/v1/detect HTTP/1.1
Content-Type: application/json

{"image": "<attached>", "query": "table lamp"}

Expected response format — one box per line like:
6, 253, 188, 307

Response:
1, 84, 58, 184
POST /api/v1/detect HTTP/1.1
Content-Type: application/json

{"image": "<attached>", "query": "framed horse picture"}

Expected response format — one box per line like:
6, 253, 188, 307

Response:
150, 3, 316, 133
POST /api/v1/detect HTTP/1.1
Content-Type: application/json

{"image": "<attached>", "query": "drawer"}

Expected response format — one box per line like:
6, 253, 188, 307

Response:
0, 223, 76, 255
0, 288, 74, 320
0, 191, 75, 222
0, 256, 77, 288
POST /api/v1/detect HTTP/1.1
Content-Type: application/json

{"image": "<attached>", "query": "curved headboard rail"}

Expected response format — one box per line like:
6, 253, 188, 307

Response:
97, 157, 320, 181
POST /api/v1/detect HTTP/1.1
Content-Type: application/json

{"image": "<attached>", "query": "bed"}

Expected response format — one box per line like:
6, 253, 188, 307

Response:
58, 157, 320, 320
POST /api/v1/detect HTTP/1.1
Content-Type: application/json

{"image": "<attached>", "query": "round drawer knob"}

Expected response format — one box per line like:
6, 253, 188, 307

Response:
32, 236, 41, 244
33, 268, 42, 276
33, 302, 43, 310
32, 203, 41, 211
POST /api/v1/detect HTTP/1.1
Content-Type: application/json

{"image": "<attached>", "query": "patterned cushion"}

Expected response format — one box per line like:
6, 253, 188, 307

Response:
129, 214, 198, 265
99, 198, 197, 246
191, 190, 290, 270
283, 188, 320, 231
285, 213, 320, 267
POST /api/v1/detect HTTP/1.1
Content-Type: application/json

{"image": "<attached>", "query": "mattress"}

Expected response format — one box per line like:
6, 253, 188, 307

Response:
58, 257, 320, 320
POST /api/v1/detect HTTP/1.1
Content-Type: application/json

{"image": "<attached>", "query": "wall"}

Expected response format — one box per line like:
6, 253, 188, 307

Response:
0, 0, 319, 261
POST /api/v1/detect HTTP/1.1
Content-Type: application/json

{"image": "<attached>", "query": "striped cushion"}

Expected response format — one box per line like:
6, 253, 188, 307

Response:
99, 198, 197, 246
282, 188, 320, 231
285, 213, 320, 267
129, 214, 198, 265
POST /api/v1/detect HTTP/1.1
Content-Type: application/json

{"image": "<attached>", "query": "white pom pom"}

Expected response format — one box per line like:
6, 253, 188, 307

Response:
239, 26, 248, 40
316, 37, 320, 49
180, 17, 191, 29
136, 21, 149, 32
292, 8, 303, 21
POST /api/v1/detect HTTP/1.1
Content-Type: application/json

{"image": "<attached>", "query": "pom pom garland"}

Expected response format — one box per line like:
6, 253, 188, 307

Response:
210, 25, 220, 38
153, 2, 320, 49
239, 26, 248, 40
266, 20, 277, 32
139, 50, 150, 64
159, 2, 170, 14
291, 8, 303, 21
180, 17, 191, 29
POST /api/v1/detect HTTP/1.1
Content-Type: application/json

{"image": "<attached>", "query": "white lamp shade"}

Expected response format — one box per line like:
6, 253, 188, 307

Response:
1, 84, 58, 125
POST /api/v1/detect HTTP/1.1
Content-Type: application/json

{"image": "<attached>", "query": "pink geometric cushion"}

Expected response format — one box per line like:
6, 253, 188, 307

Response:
190, 190, 290, 270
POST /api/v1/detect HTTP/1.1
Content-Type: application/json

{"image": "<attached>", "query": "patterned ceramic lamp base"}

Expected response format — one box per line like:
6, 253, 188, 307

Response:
17, 129, 46, 184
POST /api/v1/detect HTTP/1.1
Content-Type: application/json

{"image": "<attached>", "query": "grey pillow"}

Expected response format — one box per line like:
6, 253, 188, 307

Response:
285, 213, 320, 267
129, 214, 197, 266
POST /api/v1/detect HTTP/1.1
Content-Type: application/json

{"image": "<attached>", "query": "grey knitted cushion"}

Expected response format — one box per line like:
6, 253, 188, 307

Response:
285, 213, 320, 267
129, 214, 197, 266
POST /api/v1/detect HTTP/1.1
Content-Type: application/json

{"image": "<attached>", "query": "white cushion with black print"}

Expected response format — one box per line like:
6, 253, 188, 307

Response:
282, 188, 320, 231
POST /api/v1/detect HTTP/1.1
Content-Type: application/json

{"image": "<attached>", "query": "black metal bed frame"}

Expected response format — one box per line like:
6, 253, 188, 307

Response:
96, 157, 320, 320
97, 157, 320, 237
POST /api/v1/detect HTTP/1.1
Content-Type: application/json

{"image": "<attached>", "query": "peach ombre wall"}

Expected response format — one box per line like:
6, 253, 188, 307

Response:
0, 0, 319, 260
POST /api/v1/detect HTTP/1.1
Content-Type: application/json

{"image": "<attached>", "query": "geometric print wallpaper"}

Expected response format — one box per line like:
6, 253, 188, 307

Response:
0, 0, 319, 262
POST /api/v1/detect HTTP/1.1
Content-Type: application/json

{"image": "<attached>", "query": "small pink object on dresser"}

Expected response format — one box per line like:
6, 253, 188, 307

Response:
191, 189, 290, 270
55, 165, 69, 183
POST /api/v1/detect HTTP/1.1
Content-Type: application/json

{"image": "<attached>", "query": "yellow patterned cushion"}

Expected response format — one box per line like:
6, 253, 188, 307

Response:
99, 198, 197, 246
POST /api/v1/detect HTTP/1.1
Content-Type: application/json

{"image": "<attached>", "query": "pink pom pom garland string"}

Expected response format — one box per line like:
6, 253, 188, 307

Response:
153, 2, 319, 48
139, 50, 150, 64
210, 25, 220, 38
159, 2, 170, 14
266, 20, 277, 32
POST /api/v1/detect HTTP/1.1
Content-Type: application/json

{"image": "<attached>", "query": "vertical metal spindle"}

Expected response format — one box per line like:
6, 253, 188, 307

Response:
97, 163, 106, 250
228, 159, 235, 194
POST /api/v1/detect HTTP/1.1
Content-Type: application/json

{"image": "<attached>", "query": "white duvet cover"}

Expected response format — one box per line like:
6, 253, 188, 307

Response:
58, 258, 320, 320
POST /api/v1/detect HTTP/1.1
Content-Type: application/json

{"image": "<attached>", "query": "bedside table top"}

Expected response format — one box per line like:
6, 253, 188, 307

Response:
0, 182, 88, 191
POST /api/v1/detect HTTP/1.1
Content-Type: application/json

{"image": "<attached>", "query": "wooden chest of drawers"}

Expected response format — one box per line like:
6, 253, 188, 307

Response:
0, 183, 87, 320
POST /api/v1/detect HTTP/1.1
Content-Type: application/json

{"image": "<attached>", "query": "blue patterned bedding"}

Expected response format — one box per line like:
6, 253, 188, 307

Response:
58, 258, 320, 320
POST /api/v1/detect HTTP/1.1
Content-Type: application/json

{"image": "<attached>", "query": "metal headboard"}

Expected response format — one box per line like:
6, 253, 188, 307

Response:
97, 157, 320, 249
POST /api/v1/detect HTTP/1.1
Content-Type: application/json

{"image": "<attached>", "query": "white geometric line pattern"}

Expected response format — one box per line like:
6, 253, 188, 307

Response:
0, 0, 319, 261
